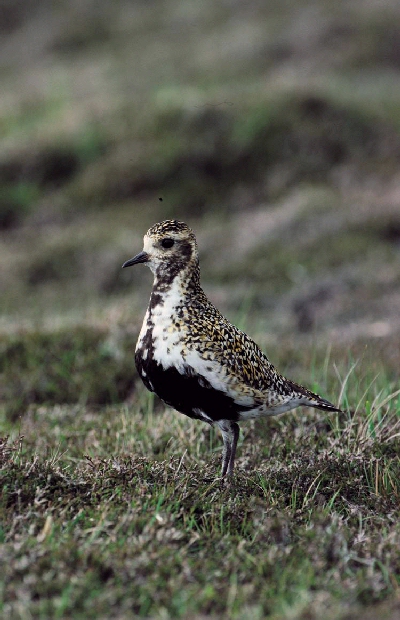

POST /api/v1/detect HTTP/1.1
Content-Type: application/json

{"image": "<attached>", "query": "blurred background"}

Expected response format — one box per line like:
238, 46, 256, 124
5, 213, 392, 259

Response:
1, 0, 400, 410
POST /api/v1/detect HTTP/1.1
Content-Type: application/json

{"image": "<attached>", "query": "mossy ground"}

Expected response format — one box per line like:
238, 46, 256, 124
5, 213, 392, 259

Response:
1, 328, 399, 619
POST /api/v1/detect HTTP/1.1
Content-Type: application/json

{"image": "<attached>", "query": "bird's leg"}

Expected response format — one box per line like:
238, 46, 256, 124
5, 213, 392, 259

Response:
217, 420, 240, 477
226, 422, 239, 476
221, 435, 232, 477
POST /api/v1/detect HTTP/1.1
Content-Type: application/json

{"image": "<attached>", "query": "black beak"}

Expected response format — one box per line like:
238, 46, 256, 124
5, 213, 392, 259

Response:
122, 251, 149, 268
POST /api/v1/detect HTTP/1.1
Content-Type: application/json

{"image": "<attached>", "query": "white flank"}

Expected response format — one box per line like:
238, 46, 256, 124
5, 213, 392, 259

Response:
238, 398, 305, 420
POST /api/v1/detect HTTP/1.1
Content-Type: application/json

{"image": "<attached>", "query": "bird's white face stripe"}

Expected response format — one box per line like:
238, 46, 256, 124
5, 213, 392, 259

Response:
142, 235, 157, 273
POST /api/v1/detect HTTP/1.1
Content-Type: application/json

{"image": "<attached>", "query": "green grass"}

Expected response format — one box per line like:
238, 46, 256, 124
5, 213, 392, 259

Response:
1, 343, 399, 619
0, 181, 40, 229
0, 327, 137, 420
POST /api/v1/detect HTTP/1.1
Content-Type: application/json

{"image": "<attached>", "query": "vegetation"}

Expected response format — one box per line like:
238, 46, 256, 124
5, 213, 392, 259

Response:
1, 0, 400, 617
0, 327, 136, 420
1, 331, 399, 619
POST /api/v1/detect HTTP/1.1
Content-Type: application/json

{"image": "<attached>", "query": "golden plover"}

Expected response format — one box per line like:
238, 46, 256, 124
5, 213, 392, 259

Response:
123, 220, 341, 476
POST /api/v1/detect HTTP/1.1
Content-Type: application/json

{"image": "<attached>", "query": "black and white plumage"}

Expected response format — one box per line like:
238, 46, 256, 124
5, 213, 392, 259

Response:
123, 220, 341, 477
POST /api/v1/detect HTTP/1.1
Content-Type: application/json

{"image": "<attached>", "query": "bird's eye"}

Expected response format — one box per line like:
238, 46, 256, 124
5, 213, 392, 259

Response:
161, 238, 174, 249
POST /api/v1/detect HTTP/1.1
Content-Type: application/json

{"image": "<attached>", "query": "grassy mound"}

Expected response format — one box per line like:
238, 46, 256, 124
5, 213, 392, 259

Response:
0, 326, 136, 419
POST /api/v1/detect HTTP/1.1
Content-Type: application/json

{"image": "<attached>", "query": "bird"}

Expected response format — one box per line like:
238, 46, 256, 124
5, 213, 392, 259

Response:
122, 220, 342, 477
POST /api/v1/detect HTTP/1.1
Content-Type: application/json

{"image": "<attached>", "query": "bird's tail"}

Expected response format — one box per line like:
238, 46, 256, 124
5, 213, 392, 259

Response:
307, 394, 342, 413
288, 380, 342, 413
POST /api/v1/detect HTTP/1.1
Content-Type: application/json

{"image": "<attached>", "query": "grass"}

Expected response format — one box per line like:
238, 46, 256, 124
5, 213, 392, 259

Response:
0, 182, 40, 229
0, 326, 137, 420
1, 341, 399, 619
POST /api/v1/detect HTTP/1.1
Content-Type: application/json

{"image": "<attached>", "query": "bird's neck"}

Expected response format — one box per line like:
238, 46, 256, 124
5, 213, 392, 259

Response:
150, 263, 204, 308
153, 263, 202, 296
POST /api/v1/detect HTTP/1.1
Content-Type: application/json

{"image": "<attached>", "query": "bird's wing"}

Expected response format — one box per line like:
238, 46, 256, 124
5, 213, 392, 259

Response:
184, 319, 283, 406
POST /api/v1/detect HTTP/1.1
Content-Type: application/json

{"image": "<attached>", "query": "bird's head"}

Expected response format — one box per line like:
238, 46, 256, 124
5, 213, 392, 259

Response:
122, 220, 199, 284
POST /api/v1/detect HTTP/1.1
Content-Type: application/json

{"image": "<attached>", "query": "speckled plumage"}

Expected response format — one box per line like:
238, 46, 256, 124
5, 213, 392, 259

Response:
123, 220, 341, 476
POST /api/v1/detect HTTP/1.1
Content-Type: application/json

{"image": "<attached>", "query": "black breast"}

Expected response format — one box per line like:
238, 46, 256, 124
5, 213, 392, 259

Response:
135, 354, 252, 423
